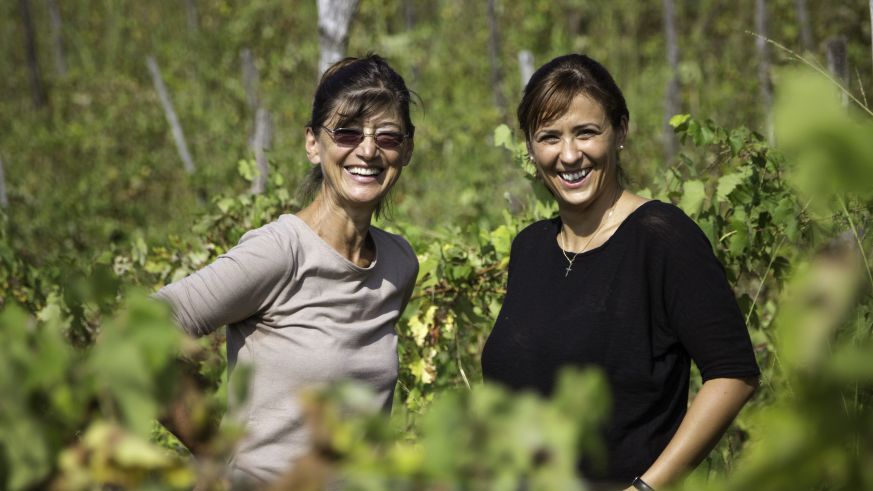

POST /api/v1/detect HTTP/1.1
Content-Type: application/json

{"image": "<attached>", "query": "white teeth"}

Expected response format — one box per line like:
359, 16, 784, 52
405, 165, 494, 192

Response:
558, 168, 592, 182
346, 166, 382, 176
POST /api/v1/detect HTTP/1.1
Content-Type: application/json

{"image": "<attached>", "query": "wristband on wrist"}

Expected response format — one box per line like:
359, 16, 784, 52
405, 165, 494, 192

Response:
632, 476, 655, 491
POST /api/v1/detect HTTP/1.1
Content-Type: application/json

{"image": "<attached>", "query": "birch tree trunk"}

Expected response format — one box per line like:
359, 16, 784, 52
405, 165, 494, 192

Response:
317, 0, 360, 76
19, 0, 48, 108
487, 0, 508, 121
240, 48, 272, 195
826, 36, 849, 107
518, 50, 534, 91
795, 0, 813, 52
0, 154, 8, 210
250, 108, 273, 195
146, 56, 196, 174
46, 0, 66, 76
662, 0, 680, 162
755, 0, 774, 142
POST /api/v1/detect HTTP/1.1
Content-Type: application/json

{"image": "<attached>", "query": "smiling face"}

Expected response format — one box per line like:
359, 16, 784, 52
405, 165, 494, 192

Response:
529, 92, 626, 213
305, 106, 412, 213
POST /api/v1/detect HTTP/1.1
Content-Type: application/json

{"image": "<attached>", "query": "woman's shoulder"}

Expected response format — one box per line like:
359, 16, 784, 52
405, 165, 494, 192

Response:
370, 226, 419, 268
223, 215, 317, 268
625, 199, 711, 249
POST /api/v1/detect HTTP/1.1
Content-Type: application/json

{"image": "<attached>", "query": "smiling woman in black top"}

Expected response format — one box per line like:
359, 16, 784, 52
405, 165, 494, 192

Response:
481, 54, 759, 491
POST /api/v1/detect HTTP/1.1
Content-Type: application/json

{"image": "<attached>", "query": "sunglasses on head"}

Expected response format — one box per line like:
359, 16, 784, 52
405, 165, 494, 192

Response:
319, 126, 410, 150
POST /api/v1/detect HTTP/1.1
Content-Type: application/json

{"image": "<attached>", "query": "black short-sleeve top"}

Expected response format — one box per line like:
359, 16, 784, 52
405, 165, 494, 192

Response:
481, 200, 759, 481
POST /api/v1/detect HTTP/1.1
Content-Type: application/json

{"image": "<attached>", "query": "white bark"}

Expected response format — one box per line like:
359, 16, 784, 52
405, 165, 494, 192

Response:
662, 0, 680, 161
826, 36, 849, 106
518, 50, 534, 90
250, 108, 273, 195
0, 154, 8, 209
46, 0, 66, 76
317, 0, 360, 76
146, 56, 196, 174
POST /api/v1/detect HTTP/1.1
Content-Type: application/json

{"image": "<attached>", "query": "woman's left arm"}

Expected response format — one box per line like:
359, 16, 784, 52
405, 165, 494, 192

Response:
625, 376, 758, 490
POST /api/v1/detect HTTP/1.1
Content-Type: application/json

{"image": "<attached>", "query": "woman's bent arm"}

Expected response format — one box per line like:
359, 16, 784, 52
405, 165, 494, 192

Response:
631, 376, 758, 490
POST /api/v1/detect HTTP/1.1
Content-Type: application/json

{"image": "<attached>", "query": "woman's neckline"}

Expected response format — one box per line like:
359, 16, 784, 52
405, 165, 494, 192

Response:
554, 199, 659, 257
287, 214, 378, 273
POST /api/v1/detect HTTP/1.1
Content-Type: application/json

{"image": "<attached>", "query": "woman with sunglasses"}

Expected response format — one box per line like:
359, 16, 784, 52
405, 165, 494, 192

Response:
155, 54, 418, 487
481, 54, 759, 491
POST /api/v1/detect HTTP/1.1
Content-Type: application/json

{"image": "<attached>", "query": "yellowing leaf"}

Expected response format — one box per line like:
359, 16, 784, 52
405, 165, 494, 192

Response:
408, 305, 436, 347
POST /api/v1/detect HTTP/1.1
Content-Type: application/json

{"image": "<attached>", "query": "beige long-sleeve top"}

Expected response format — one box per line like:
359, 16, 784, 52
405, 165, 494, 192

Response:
155, 214, 418, 484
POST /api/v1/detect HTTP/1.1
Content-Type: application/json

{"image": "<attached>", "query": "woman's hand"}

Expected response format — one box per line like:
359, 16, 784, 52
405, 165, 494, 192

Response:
635, 376, 759, 489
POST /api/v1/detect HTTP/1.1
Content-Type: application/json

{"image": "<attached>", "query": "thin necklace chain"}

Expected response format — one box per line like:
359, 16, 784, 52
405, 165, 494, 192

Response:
559, 191, 622, 277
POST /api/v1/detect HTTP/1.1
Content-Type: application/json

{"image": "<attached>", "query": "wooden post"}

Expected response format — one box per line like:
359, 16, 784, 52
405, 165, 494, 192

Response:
755, 0, 773, 142
46, 0, 66, 76
404, 0, 415, 31
518, 50, 534, 91
317, 0, 360, 76
241, 48, 260, 114
185, 0, 199, 33
146, 56, 196, 174
19, 0, 48, 108
662, 0, 680, 161
487, 0, 508, 121
0, 154, 8, 210
826, 36, 849, 107
795, 0, 813, 52
250, 108, 273, 195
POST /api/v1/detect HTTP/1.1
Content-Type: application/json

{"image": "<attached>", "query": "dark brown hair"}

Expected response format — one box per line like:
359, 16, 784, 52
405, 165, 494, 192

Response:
517, 54, 629, 142
308, 54, 416, 136
299, 54, 416, 216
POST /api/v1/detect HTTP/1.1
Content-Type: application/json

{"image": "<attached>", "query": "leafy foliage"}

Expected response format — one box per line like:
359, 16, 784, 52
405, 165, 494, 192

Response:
2, 1, 873, 489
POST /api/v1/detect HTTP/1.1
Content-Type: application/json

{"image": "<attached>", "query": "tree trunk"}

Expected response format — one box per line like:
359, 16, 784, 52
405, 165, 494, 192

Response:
795, 0, 813, 52
250, 108, 273, 195
146, 56, 196, 174
46, 0, 66, 76
870, 0, 873, 79
487, 0, 508, 121
755, 0, 773, 142
317, 0, 360, 76
518, 50, 534, 91
19, 0, 48, 108
404, 0, 415, 31
662, 0, 680, 161
825, 36, 849, 106
0, 154, 8, 210
185, 0, 199, 33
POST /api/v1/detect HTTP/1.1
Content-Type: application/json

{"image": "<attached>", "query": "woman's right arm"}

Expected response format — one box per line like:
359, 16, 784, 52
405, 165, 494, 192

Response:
154, 225, 294, 456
